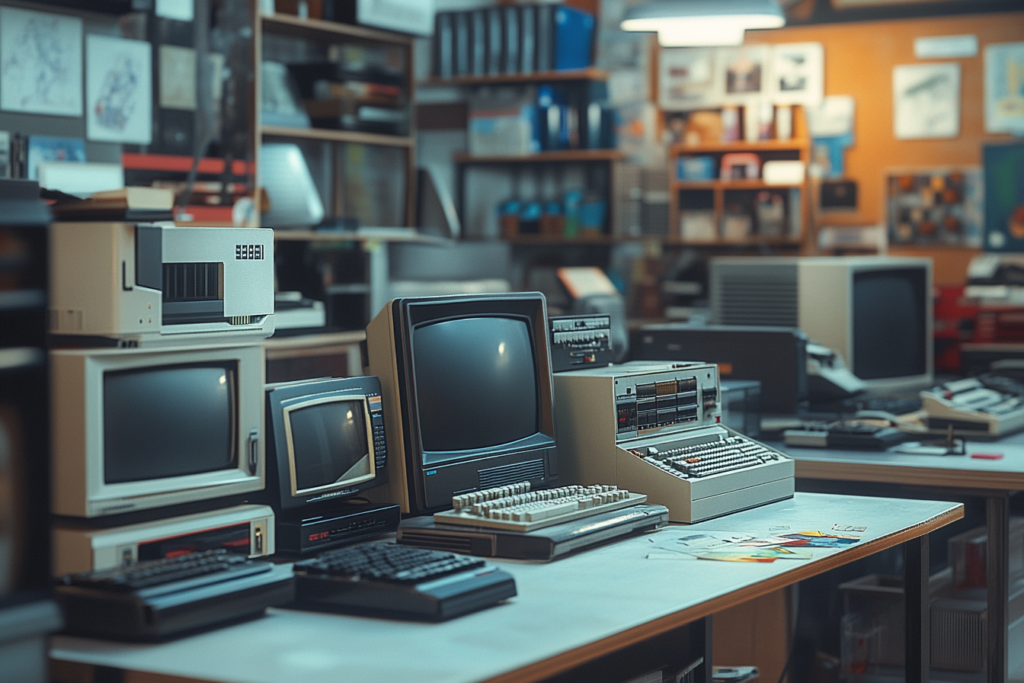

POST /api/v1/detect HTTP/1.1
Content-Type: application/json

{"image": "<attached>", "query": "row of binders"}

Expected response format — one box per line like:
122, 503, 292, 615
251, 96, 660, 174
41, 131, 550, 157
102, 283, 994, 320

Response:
433, 4, 595, 80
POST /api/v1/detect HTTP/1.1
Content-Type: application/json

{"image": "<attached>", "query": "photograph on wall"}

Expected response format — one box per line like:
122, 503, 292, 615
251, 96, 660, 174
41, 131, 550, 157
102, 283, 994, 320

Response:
0, 7, 82, 117
984, 41, 1024, 135
159, 45, 197, 111
658, 48, 718, 111
86, 35, 152, 144
892, 62, 960, 139
716, 46, 770, 103
770, 42, 824, 106
886, 168, 982, 248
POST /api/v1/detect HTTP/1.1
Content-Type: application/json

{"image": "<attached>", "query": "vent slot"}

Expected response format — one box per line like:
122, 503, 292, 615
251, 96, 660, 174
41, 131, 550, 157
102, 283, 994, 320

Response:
398, 532, 474, 554
163, 263, 221, 302
478, 459, 545, 490
717, 282, 798, 327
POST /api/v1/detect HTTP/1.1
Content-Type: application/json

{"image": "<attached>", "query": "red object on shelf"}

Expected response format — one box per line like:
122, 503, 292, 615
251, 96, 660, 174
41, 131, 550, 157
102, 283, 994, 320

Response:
122, 153, 254, 177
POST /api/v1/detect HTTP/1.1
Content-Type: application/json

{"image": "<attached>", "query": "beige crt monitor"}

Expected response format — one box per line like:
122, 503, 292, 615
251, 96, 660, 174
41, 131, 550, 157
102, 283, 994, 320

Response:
710, 256, 933, 392
51, 344, 265, 518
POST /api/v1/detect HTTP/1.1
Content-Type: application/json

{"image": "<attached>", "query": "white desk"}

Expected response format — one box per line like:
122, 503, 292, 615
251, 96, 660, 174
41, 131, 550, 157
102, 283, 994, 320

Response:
788, 442, 1024, 683
50, 492, 961, 683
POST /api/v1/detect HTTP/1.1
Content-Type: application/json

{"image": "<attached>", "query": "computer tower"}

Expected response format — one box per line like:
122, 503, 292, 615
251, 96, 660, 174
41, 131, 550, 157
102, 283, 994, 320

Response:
632, 324, 808, 415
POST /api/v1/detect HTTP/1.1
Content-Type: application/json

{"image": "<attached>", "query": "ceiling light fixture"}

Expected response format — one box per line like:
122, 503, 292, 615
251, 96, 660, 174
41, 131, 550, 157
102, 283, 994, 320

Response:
621, 0, 786, 47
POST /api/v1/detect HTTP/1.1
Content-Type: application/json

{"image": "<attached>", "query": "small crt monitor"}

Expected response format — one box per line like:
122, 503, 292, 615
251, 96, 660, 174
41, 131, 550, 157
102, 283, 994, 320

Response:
265, 376, 388, 513
51, 345, 265, 519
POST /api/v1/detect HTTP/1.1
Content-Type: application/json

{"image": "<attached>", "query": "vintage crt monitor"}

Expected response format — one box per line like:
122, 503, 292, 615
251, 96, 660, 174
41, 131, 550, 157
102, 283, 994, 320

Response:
52, 504, 275, 576
554, 361, 793, 523
49, 223, 274, 345
365, 292, 558, 515
51, 344, 265, 518
710, 256, 933, 392
265, 376, 400, 554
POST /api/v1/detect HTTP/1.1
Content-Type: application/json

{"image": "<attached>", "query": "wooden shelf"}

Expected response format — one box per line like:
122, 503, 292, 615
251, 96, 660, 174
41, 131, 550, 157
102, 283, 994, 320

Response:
423, 68, 608, 87
259, 13, 411, 45
273, 228, 438, 243
466, 235, 802, 247
663, 236, 803, 247
672, 179, 805, 190
671, 139, 811, 154
260, 125, 414, 148
454, 149, 624, 164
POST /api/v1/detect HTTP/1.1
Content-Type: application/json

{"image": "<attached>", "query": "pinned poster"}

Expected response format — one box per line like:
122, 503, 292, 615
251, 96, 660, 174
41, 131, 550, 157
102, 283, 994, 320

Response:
0, 7, 82, 117
86, 35, 152, 145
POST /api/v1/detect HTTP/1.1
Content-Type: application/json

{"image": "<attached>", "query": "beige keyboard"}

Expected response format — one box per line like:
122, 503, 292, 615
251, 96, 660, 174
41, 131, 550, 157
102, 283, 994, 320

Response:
433, 482, 647, 533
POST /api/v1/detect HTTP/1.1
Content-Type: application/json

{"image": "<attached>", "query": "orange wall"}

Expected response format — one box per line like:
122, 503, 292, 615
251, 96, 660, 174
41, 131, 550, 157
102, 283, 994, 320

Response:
745, 11, 1024, 229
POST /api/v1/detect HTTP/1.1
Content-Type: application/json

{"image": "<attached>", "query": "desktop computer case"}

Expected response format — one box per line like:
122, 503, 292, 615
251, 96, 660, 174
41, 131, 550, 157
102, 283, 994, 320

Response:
554, 362, 793, 523
49, 223, 274, 345
52, 504, 275, 576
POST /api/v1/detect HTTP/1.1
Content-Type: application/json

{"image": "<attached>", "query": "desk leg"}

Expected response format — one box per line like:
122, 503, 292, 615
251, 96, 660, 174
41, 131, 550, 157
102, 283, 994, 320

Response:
988, 495, 1010, 683
905, 534, 929, 683
688, 615, 712, 683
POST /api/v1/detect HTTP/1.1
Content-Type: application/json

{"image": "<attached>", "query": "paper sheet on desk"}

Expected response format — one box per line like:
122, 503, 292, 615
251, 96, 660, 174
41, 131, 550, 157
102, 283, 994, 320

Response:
644, 529, 858, 562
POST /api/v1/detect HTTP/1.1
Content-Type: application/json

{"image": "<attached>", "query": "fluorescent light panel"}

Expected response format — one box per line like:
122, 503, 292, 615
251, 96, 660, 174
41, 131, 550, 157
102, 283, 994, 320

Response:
621, 0, 785, 46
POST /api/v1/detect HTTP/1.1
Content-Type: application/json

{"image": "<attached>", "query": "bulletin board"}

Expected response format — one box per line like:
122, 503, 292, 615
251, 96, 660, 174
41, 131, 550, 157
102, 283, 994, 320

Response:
743, 11, 1024, 282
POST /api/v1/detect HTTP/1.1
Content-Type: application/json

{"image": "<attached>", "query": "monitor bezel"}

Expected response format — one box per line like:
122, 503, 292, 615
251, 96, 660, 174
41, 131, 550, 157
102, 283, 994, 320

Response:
283, 393, 377, 497
51, 344, 265, 519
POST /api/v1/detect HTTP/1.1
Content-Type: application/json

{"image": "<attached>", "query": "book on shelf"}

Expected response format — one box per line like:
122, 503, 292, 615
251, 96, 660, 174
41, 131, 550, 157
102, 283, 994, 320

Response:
49, 187, 175, 222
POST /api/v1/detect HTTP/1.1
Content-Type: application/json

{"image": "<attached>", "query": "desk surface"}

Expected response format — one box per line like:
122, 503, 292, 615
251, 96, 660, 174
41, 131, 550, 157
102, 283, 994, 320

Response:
51, 492, 962, 683
786, 440, 1024, 491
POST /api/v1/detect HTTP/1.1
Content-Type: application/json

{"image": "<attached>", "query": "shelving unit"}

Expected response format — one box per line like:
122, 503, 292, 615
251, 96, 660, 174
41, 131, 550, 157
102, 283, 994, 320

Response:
668, 108, 812, 249
428, 63, 620, 240
257, 11, 416, 227
257, 11, 417, 330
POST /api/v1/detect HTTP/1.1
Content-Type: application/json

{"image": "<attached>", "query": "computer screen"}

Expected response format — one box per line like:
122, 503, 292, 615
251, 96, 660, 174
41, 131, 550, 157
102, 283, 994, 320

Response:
288, 398, 372, 493
104, 364, 235, 484
366, 292, 558, 515
851, 268, 928, 381
413, 317, 537, 452
265, 376, 387, 513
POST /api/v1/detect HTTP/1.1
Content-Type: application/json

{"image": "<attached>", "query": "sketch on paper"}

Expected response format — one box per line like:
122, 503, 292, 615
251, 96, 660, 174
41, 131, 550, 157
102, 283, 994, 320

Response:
86, 35, 152, 145
0, 7, 82, 116
771, 43, 824, 106
985, 42, 1024, 134
659, 48, 717, 111
893, 63, 960, 139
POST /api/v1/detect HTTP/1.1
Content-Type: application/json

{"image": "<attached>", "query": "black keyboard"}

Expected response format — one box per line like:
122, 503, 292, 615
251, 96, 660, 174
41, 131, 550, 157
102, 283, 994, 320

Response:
292, 542, 516, 621
56, 550, 295, 641
825, 423, 908, 450
784, 422, 909, 450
